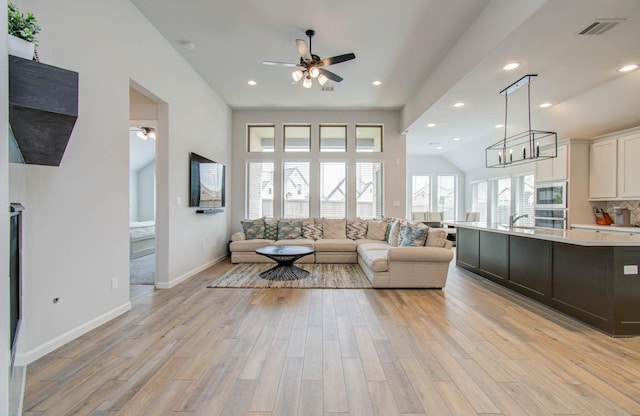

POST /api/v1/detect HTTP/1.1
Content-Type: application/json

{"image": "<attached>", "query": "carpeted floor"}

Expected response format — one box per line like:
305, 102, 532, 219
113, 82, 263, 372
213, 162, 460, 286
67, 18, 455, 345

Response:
207, 263, 372, 289
130, 253, 155, 285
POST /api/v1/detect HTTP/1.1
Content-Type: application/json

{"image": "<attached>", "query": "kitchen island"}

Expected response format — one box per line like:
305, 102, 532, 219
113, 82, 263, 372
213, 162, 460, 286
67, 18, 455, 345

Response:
452, 222, 640, 336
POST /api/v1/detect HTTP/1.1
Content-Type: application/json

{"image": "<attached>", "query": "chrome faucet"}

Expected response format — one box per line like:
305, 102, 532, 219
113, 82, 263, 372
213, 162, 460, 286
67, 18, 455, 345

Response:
509, 213, 529, 227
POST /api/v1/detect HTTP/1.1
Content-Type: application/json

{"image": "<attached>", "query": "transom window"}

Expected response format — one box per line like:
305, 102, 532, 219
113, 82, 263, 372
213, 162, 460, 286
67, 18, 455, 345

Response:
247, 125, 275, 152
284, 125, 311, 152
356, 125, 382, 152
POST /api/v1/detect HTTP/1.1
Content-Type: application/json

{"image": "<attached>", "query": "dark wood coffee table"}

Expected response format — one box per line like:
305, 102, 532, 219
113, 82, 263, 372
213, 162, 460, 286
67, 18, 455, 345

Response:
255, 245, 314, 280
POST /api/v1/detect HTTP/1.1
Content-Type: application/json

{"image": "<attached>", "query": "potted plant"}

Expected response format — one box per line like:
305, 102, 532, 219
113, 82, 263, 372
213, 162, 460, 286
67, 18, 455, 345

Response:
8, 2, 41, 60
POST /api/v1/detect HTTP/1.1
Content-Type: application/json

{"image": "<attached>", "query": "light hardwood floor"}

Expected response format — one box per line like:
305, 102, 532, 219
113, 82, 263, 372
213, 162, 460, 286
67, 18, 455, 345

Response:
23, 258, 640, 415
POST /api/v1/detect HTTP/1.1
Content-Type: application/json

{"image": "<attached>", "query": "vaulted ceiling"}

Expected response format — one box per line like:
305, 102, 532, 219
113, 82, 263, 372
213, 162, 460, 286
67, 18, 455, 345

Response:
130, 0, 640, 172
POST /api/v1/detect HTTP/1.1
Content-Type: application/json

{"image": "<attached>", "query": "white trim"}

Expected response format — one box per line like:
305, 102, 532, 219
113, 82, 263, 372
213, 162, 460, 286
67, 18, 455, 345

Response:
14, 302, 132, 366
155, 255, 228, 289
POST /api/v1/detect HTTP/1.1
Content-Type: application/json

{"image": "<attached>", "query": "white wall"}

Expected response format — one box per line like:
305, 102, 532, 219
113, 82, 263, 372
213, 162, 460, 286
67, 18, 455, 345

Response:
137, 161, 155, 221
9, 0, 231, 365
231, 109, 406, 231
406, 155, 465, 219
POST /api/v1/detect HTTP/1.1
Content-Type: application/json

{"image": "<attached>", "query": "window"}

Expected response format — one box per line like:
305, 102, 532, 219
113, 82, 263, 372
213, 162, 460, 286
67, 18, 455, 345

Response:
436, 175, 456, 220
320, 125, 346, 152
513, 174, 535, 226
356, 125, 382, 152
491, 177, 512, 225
356, 162, 383, 218
411, 175, 430, 212
282, 161, 310, 217
470, 181, 488, 222
246, 162, 274, 219
284, 125, 310, 152
248, 125, 275, 152
320, 162, 346, 218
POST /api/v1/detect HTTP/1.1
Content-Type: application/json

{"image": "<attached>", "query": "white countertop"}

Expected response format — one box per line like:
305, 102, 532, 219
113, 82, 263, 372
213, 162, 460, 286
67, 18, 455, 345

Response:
571, 223, 640, 234
449, 221, 640, 246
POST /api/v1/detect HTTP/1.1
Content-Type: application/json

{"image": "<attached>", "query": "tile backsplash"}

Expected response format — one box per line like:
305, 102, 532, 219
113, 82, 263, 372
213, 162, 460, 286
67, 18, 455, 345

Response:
604, 200, 640, 225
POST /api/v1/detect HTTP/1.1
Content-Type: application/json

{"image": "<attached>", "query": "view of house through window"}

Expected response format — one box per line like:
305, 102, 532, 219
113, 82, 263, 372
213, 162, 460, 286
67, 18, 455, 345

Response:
247, 125, 275, 152
282, 161, 310, 218
411, 175, 430, 213
491, 177, 512, 225
514, 174, 535, 226
246, 162, 274, 219
320, 162, 346, 218
411, 174, 458, 220
436, 175, 456, 220
356, 162, 383, 218
470, 181, 488, 222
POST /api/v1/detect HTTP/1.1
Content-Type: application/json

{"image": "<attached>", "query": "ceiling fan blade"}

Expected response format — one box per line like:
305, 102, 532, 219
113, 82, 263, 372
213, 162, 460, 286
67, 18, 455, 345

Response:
296, 39, 311, 62
318, 68, 343, 83
262, 61, 299, 67
321, 53, 356, 67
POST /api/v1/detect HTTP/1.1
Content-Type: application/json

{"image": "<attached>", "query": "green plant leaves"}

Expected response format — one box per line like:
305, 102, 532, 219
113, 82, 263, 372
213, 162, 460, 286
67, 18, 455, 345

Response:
8, 2, 41, 44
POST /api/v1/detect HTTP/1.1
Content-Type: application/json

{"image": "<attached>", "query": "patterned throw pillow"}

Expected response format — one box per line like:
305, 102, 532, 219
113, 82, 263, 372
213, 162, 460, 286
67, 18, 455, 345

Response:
277, 220, 303, 240
303, 223, 323, 240
346, 219, 368, 240
397, 220, 409, 246
240, 218, 265, 240
367, 219, 388, 240
264, 219, 278, 240
386, 220, 400, 246
399, 222, 429, 247
319, 218, 347, 239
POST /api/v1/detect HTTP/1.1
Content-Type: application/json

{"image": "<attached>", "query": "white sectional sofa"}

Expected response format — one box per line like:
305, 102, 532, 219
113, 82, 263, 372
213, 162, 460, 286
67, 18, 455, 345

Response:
229, 217, 453, 288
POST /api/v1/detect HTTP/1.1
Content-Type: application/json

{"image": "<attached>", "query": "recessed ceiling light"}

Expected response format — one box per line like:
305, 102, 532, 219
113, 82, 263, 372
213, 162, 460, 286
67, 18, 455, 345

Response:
495, 124, 504, 128
247, 80, 257, 86
452, 137, 461, 141
618, 64, 638, 73
427, 123, 436, 127
453, 102, 465, 108
502, 62, 521, 71
436, 146, 443, 150
372, 80, 382, 86
539, 102, 552, 108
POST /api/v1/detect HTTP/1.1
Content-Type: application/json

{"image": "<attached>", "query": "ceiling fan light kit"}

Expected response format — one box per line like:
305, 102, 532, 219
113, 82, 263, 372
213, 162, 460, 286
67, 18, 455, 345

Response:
264, 29, 356, 89
485, 74, 557, 168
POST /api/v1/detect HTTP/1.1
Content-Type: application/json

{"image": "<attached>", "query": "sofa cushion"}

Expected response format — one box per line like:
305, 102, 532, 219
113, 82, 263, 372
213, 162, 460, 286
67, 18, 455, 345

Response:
229, 239, 274, 252
358, 248, 389, 272
399, 222, 429, 247
264, 219, 278, 240
277, 220, 303, 240
366, 219, 387, 240
319, 218, 347, 239
273, 239, 314, 248
346, 219, 368, 240
303, 223, 323, 240
426, 229, 448, 248
315, 238, 356, 252
241, 218, 265, 239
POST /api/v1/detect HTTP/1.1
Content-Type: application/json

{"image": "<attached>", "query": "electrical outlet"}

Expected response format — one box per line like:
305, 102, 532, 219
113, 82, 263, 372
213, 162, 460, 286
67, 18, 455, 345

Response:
201, 238, 207, 252
111, 277, 118, 291
176, 196, 182, 206
624, 265, 638, 275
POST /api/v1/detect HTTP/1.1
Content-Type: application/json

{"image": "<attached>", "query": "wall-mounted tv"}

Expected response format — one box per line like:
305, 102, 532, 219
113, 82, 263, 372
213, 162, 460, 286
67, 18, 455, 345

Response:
189, 152, 226, 209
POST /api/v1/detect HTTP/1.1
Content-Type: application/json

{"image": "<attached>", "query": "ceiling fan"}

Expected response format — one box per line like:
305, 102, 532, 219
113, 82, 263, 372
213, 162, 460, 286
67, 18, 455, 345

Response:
263, 29, 356, 88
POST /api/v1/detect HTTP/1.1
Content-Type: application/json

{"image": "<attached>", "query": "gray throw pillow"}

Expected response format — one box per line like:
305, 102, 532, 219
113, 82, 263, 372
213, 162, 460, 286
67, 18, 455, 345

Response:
240, 218, 265, 239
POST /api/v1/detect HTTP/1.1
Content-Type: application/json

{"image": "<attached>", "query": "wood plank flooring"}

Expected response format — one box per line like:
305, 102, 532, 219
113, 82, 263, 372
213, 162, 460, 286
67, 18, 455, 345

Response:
23, 257, 640, 415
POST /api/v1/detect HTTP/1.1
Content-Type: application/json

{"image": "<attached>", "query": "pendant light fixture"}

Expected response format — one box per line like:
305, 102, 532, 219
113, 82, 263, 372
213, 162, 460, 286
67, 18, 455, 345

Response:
485, 74, 557, 168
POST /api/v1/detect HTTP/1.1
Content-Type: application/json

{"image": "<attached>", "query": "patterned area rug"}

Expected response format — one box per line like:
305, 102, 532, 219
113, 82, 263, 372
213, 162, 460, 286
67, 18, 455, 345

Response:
207, 263, 372, 289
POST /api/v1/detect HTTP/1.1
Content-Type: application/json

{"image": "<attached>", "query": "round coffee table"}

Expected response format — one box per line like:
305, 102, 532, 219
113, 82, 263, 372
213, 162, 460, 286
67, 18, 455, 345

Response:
255, 245, 315, 280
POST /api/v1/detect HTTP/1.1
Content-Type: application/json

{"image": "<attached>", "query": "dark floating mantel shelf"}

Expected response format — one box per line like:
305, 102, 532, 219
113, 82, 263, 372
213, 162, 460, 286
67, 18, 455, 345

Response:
196, 208, 224, 214
9, 56, 79, 166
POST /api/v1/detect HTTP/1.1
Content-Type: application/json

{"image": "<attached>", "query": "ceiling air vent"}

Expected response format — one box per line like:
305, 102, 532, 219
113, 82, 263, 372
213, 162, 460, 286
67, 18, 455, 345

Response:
578, 19, 624, 35
321, 86, 334, 92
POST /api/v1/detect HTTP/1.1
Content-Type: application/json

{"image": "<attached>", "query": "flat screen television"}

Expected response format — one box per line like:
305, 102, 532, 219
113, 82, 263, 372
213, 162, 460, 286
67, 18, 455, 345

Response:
189, 152, 226, 208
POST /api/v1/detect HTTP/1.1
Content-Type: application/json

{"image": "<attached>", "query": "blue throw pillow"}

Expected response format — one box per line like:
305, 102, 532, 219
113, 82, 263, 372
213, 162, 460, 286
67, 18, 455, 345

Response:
241, 218, 265, 239
399, 222, 428, 247
277, 220, 303, 240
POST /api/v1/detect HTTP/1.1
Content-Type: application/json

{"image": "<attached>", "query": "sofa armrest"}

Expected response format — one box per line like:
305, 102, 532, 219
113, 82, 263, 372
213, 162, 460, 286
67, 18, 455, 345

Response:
387, 246, 453, 262
231, 232, 246, 242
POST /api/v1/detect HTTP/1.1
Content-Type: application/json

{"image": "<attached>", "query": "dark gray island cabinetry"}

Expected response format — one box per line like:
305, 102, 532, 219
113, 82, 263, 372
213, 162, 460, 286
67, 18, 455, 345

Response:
454, 223, 640, 336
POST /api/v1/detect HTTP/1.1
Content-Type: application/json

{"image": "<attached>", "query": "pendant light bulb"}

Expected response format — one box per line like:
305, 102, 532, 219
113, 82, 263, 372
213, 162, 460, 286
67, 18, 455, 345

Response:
303, 76, 313, 88
318, 73, 328, 86
292, 70, 304, 82
309, 66, 319, 78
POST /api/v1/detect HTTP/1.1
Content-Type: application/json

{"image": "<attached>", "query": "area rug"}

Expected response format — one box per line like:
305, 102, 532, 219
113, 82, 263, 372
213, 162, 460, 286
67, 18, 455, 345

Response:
207, 263, 372, 289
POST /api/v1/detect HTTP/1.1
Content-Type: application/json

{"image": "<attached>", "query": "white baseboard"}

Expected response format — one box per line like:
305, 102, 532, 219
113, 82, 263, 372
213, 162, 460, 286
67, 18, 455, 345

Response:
14, 302, 132, 366
155, 255, 227, 289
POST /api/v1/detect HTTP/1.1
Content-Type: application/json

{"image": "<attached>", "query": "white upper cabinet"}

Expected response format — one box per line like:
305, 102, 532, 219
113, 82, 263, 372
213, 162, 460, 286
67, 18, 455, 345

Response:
589, 138, 617, 199
617, 133, 640, 198
535, 145, 567, 182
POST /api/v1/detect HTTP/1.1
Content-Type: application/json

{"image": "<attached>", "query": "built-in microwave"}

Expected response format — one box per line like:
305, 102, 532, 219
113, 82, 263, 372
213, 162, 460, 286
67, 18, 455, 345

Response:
535, 181, 567, 209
